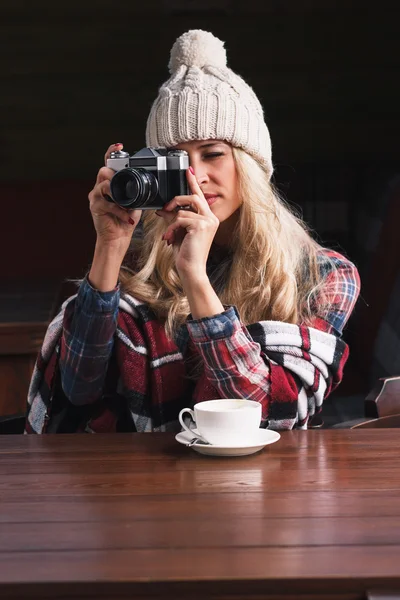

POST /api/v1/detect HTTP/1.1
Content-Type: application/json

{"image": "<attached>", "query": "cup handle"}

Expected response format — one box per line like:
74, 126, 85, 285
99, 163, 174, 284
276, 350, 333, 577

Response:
178, 408, 196, 437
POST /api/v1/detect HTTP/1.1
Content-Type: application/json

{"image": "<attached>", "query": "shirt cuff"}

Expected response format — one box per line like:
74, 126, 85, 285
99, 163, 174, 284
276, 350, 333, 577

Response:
186, 306, 241, 342
76, 275, 120, 314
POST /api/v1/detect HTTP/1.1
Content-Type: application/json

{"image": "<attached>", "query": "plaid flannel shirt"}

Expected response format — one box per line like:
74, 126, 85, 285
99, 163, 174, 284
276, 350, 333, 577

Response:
58, 249, 360, 417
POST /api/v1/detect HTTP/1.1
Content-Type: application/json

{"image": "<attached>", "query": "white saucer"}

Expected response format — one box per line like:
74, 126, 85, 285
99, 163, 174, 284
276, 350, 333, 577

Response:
175, 428, 281, 456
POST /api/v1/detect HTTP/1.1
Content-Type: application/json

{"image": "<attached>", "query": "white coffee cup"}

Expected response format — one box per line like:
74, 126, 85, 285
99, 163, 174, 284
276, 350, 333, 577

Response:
178, 399, 262, 446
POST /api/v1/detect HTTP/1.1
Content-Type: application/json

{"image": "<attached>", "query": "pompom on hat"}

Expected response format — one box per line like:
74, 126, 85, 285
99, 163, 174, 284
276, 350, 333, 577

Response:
145, 29, 273, 178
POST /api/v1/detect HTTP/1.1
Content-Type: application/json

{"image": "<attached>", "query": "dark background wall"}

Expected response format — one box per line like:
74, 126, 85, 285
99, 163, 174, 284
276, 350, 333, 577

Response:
1, 0, 400, 285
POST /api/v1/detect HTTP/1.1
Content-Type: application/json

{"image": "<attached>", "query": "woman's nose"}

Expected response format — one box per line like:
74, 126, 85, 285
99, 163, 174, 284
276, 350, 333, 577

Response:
193, 169, 209, 186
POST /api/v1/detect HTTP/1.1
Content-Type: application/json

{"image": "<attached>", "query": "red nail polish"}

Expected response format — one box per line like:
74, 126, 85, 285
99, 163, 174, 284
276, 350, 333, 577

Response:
128, 217, 134, 225
115, 143, 123, 147
189, 166, 194, 175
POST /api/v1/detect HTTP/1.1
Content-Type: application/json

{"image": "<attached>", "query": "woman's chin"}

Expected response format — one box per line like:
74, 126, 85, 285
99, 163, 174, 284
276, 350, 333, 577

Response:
212, 206, 239, 225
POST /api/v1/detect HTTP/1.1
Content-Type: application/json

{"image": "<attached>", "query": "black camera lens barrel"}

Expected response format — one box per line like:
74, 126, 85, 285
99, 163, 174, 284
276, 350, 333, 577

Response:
110, 168, 159, 209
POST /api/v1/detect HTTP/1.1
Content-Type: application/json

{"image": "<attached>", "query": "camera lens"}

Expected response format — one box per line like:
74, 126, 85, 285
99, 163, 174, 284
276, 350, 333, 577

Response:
110, 168, 158, 208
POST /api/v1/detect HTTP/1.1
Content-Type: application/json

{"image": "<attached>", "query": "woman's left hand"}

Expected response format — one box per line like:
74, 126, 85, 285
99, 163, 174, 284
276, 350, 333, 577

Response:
156, 168, 220, 283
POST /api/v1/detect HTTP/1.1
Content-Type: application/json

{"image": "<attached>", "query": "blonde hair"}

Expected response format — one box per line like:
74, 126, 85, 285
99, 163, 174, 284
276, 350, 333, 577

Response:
120, 147, 333, 340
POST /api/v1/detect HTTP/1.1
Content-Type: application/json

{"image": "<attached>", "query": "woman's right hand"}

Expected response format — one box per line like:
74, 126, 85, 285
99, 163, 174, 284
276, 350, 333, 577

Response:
88, 143, 142, 254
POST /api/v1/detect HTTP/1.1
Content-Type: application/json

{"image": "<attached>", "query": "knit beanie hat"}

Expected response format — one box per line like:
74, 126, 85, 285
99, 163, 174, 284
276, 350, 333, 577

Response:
145, 29, 273, 177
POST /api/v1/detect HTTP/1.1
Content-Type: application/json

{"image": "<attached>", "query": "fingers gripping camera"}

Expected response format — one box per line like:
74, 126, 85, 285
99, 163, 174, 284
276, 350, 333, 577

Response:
106, 147, 190, 210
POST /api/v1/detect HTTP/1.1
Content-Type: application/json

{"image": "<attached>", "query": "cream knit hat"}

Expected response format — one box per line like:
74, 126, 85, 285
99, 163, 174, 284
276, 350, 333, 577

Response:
145, 29, 273, 177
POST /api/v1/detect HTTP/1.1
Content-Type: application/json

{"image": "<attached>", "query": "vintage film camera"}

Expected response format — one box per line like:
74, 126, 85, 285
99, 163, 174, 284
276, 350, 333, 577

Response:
106, 147, 190, 210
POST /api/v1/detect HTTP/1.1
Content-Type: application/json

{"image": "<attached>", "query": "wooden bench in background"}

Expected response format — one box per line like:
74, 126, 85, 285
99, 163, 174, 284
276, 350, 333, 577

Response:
0, 282, 59, 429
0, 322, 48, 420
0, 180, 94, 430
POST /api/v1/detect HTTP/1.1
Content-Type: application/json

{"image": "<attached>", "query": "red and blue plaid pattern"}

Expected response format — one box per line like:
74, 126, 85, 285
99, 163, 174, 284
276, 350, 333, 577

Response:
25, 249, 360, 434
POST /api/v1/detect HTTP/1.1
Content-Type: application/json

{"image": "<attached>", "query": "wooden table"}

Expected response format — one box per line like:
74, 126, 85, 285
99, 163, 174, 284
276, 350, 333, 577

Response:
0, 430, 400, 600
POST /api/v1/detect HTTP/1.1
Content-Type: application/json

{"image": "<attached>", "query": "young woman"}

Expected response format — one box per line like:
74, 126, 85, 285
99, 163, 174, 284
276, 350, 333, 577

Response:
26, 30, 360, 434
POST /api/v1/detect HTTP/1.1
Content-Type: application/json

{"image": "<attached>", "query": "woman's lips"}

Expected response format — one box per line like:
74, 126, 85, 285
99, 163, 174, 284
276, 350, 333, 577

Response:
204, 195, 219, 206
